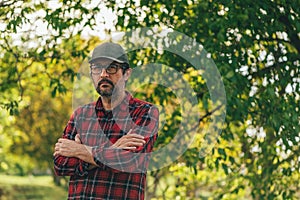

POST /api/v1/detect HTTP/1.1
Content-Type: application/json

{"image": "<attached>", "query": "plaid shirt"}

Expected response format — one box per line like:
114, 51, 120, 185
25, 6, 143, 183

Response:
54, 92, 159, 200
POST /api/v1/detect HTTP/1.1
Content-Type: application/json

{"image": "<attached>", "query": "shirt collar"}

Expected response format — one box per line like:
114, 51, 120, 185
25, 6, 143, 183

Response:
95, 91, 132, 112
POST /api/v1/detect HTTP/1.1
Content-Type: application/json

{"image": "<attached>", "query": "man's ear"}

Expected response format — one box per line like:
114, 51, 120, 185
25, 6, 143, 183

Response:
124, 68, 132, 81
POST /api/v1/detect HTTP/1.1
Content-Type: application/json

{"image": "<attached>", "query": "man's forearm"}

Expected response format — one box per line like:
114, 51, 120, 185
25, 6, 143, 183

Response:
75, 145, 98, 166
54, 138, 98, 166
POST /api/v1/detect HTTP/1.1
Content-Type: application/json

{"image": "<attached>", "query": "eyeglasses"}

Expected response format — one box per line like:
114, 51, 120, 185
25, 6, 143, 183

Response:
90, 63, 125, 75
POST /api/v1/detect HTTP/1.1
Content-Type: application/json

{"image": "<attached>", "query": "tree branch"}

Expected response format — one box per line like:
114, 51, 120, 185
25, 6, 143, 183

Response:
278, 15, 300, 54
198, 104, 224, 123
186, 103, 225, 134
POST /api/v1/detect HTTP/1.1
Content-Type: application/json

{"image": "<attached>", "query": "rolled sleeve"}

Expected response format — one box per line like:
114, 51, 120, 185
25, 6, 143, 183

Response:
53, 112, 90, 176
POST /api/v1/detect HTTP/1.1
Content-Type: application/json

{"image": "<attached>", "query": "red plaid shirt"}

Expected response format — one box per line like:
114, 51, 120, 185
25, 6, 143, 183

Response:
54, 92, 159, 199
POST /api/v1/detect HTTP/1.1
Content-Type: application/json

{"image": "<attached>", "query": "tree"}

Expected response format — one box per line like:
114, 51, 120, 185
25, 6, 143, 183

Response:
0, 0, 299, 199
110, 0, 300, 199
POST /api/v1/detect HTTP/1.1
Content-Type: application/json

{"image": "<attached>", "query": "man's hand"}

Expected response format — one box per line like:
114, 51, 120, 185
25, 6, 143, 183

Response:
54, 138, 83, 157
53, 135, 97, 166
111, 130, 146, 150
53, 134, 82, 157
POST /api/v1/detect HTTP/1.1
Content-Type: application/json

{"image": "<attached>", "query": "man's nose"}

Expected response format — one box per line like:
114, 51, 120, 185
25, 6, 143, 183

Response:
100, 68, 109, 77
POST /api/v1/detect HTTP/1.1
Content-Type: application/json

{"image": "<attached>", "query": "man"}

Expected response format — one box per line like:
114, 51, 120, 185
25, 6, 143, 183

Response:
53, 42, 159, 199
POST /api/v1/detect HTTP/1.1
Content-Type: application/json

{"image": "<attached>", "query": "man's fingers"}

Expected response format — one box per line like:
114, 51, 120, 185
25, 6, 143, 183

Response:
54, 142, 63, 155
123, 133, 144, 139
123, 140, 144, 146
58, 138, 68, 143
117, 136, 145, 146
111, 145, 137, 150
121, 146, 137, 150
58, 138, 77, 144
123, 137, 145, 143
75, 134, 81, 144
112, 137, 145, 149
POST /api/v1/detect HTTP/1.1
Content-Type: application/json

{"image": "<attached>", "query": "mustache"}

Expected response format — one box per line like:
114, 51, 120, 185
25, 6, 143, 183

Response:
97, 78, 114, 87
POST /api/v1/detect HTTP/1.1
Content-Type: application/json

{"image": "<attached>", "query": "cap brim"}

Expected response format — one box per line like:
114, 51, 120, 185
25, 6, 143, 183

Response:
88, 56, 125, 64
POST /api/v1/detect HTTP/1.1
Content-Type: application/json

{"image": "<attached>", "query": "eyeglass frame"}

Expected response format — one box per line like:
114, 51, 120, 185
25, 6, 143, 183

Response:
89, 62, 129, 75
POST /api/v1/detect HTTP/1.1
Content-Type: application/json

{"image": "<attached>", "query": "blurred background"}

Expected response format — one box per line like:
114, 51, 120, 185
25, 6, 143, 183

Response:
0, 0, 299, 199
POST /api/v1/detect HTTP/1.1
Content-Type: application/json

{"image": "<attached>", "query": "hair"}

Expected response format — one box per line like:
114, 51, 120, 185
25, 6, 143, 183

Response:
121, 63, 130, 75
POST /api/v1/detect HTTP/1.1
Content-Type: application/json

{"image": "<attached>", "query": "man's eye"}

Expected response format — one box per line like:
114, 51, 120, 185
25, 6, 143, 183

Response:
93, 67, 103, 70
108, 64, 118, 69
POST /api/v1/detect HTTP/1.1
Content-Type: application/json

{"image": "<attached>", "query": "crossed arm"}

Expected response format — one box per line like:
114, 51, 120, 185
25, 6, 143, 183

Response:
53, 131, 146, 167
53, 106, 159, 175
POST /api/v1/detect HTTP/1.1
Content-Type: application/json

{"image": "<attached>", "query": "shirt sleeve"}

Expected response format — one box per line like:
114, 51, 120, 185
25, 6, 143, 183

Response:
53, 112, 90, 177
91, 105, 159, 173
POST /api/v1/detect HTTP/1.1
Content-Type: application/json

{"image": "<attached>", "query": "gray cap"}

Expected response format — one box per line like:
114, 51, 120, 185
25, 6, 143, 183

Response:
89, 42, 129, 64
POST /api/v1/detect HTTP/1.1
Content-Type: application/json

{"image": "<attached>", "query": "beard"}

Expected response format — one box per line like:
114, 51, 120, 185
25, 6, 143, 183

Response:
97, 87, 114, 97
96, 78, 115, 97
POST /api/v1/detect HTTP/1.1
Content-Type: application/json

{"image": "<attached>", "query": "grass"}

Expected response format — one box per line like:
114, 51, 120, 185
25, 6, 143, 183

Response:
0, 175, 67, 200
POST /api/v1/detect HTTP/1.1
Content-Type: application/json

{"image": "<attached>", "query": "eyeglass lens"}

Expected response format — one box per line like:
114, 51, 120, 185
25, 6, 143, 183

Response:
90, 63, 120, 74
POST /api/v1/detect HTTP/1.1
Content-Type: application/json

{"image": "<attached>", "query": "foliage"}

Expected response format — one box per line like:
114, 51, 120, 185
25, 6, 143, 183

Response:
0, 0, 299, 199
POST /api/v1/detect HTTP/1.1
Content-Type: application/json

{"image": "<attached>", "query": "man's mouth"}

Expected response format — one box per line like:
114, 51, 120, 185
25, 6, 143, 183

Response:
98, 79, 114, 88
100, 82, 110, 87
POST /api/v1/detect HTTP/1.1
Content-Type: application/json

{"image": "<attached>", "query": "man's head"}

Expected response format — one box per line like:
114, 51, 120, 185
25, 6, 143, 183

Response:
89, 42, 131, 97
89, 42, 129, 64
